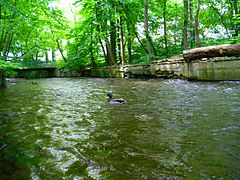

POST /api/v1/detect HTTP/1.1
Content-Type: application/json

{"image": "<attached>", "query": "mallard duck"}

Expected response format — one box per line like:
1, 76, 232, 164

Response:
107, 92, 126, 105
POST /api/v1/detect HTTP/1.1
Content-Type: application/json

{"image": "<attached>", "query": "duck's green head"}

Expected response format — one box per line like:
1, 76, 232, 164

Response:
107, 92, 113, 99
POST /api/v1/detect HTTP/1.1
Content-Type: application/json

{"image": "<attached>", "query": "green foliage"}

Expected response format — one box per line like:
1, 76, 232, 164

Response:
69, 0, 233, 68
1, 0, 239, 72
0, 0, 68, 63
233, 14, 240, 24
0, 60, 20, 70
0, 60, 20, 76
56, 60, 66, 70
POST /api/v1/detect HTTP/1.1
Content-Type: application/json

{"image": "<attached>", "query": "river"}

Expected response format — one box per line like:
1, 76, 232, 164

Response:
0, 78, 239, 179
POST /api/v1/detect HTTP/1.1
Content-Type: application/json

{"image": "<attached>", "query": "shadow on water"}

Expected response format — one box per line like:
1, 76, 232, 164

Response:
0, 78, 240, 179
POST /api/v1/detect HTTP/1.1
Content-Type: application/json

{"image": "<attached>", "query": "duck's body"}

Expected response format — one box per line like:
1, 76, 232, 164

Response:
107, 92, 126, 105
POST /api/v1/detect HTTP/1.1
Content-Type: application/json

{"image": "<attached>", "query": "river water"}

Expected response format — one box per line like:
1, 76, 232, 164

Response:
0, 78, 239, 179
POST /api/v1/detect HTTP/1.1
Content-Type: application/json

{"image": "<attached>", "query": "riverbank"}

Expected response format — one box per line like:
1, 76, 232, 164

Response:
57, 57, 240, 81
10, 57, 240, 81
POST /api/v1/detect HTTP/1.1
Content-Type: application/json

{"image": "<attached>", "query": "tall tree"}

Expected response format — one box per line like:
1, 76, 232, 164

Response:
66, 0, 237, 70
163, 0, 168, 57
189, 0, 195, 48
118, 16, 125, 65
117, 0, 125, 65
229, 0, 239, 37
0, 0, 68, 63
125, 5, 132, 63
195, 0, 201, 47
0, 0, 17, 60
183, 0, 189, 50
144, 0, 152, 60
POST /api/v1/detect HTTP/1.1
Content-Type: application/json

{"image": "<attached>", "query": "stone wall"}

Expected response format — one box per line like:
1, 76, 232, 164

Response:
12, 68, 57, 79
91, 66, 124, 78
9, 58, 240, 81
89, 59, 240, 80
187, 59, 240, 80
89, 61, 188, 79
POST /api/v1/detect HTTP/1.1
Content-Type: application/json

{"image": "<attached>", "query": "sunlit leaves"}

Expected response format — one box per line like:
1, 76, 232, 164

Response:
0, 0, 22, 15
0, 0, 68, 63
1, 0, 237, 71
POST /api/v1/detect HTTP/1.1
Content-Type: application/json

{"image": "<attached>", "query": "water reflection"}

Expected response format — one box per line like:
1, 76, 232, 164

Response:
0, 78, 240, 179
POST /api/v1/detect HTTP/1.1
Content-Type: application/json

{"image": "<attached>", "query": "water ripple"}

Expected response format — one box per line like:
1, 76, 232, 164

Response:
0, 78, 240, 179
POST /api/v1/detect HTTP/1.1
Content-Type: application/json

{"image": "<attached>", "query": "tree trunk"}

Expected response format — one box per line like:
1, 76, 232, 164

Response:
96, 23, 108, 63
229, 0, 239, 37
0, 30, 5, 52
45, 52, 49, 62
183, 0, 189, 50
52, 50, 56, 62
106, 42, 116, 66
99, 39, 107, 62
104, 18, 116, 66
35, 51, 39, 61
183, 44, 240, 61
233, 0, 239, 37
95, 2, 107, 63
210, 5, 230, 38
1, 32, 7, 53
117, 30, 121, 64
119, 16, 125, 65
189, 0, 195, 48
110, 21, 117, 61
126, 18, 132, 63
90, 45, 96, 68
90, 24, 97, 68
195, 0, 201, 47
56, 39, 66, 62
122, 3, 148, 58
144, 0, 152, 60
173, 4, 178, 53
163, 0, 168, 57
3, 33, 13, 61
0, 5, 1, 20
2, 0, 16, 61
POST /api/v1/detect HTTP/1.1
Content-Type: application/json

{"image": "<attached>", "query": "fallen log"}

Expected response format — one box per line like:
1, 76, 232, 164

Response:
183, 44, 240, 61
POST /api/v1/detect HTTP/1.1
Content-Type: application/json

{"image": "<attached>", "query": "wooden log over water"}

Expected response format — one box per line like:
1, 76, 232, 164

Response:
183, 44, 240, 61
